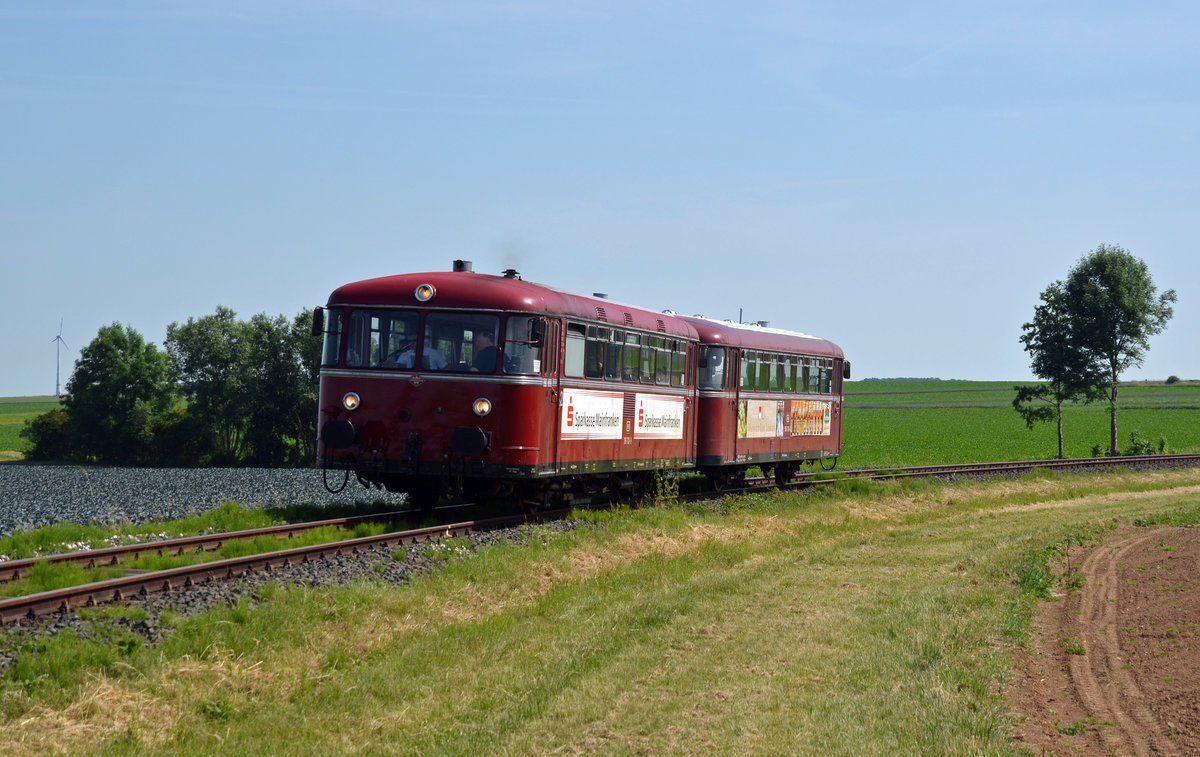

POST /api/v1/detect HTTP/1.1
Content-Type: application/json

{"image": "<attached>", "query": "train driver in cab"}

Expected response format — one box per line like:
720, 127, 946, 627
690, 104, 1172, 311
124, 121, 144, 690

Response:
472, 331, 497, 372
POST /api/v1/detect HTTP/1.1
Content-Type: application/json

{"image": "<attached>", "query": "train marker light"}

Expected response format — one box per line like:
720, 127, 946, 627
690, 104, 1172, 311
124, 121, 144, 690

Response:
472, 397, 493, 417
414, 283, 436, 302
342, 392, 361, 411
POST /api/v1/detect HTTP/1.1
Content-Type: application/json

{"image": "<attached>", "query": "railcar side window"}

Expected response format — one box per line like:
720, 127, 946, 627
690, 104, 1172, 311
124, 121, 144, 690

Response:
584, 325, 605, 379
698, 346, 725, 390
820, 359, 833, 394
321, 309, 344, 367
806, 359, 821, 393
654, 337, 671, 386
623, 333, 641, 382
768, 355, 784, 392
741, 352, 754, 391
783, 357, 797, 393
640, 338, 656, 384
605, 330, 623, 381
756, 353, 771, 392
502, 316, 542, 375
671, 343, 686, 387
564, 323, 586, 378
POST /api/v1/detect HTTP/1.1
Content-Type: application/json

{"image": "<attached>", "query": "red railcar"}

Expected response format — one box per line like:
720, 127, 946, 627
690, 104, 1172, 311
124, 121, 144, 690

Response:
681, 316, 848, 489
314, 262, 699, 507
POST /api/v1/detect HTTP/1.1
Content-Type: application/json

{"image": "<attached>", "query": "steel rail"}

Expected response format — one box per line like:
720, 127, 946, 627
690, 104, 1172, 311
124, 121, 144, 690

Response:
0, 510, 565, 625
0, 509, 416, 584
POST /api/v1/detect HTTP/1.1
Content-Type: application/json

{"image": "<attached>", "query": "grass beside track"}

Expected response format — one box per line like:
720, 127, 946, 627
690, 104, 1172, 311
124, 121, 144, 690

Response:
5, 467, 1200, 755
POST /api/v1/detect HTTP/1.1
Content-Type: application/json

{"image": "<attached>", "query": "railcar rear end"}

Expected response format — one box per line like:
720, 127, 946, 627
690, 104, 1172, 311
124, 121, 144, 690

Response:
682, 316, 849, 488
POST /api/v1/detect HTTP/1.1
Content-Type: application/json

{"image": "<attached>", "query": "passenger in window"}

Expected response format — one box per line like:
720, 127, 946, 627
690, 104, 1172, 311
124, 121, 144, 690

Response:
383, 340, 416, 369
471, 331, 497, 372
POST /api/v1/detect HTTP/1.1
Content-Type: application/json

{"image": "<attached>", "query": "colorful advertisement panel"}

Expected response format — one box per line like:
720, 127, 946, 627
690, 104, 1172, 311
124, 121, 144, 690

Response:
738, 400, 784, 439
634, 394, 685, 440
560, 389, 624, 441
738, 399, 832, 438
789, 399, 832, 436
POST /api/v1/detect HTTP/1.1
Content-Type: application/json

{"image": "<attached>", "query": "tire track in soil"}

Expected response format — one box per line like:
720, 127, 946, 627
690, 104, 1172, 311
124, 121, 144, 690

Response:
1068, 529, 1172, 756
1010, 526, 1197, 756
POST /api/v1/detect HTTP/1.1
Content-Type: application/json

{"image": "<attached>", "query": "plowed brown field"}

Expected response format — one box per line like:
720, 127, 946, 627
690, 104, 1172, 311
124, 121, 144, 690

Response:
1009, 526, 1200, 755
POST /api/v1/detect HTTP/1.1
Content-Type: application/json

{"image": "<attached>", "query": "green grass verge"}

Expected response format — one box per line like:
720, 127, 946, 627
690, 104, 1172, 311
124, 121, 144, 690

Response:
5, 467, 1200, 754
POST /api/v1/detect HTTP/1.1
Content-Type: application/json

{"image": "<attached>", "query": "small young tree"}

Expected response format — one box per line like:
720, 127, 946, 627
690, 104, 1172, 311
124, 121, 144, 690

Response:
1064, 244, 1176, 456
1014, 281, 1104, 458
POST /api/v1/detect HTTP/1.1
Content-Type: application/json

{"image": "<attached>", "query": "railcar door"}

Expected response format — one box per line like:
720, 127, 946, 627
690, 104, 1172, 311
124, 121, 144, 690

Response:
543, 320, 561, 474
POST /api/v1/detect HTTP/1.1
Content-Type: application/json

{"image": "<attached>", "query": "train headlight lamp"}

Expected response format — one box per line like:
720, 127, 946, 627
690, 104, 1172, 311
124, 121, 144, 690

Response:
342, 392, 361, 411
472, 397, 493, 417
414, 283, 436, 302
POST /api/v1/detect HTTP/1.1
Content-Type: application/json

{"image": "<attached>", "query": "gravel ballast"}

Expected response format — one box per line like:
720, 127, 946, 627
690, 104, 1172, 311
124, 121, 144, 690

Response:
0, 464, 409, 537
0, 463, 586, 672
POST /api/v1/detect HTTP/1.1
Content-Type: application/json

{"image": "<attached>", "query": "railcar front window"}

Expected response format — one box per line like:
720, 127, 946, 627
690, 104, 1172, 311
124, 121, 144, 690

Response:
502, 316, 543, 375
344, 310, 420, 369
321, 309, 344, 367
424, 313, 501, 372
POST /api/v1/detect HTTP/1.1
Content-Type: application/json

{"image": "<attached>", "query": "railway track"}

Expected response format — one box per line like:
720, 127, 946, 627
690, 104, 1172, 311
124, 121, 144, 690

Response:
0, 510, 567, 625
4, 453, 1199, 626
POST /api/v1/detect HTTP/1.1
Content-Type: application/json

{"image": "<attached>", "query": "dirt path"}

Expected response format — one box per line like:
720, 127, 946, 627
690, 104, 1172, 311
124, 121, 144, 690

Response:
1008, 526, 1200, 755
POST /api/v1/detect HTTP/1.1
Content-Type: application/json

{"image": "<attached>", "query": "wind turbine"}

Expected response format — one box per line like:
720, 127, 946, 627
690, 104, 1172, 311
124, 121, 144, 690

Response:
51, 319, 68, 397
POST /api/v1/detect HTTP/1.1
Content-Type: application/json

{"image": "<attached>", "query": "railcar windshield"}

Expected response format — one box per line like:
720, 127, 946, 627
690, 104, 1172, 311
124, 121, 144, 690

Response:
423, 313, 501, 372
344, 310, 421, 369
503, 315, 543, 375
320, 309, 344, 368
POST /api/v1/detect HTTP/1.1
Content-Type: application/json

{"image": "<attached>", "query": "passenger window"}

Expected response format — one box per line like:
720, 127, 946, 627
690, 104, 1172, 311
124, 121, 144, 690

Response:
741, 352, 754, 391
655, 341, 671, 385
565, 324, 585, 378
605, 330, 623, 381
584, 325, 605, 379
756, 353, 771, 392
783, 357, 796, 393
671, 344, 686, 388
623, 333, 641, 382
640, 338, 656, 384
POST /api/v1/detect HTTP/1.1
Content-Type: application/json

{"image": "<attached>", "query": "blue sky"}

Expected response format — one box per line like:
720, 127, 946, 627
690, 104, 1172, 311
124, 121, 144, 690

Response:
3, 1, 1197, 396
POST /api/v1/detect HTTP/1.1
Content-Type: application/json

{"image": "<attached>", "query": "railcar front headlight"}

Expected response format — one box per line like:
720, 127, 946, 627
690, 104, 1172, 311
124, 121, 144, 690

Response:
414, 283, 436, 302
343, 392, 361, 411
472, 397, 492, 417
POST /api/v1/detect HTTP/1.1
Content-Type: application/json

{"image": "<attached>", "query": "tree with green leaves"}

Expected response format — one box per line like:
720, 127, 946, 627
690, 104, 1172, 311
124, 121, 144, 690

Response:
63, 323, 176, 463
1063, 244, 1177, 456
1014, 281, 1104, 458
166, 306, 249, 463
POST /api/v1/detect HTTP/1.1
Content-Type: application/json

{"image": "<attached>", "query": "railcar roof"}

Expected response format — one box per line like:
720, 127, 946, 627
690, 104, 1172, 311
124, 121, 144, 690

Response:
327, 270, 700, 340
679, 315, 844, 359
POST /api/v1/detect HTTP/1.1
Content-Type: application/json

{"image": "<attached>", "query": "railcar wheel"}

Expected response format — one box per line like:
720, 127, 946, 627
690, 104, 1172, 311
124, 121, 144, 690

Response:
820, 456, 837, 471
407, 486, 440, 514
774, 463, 796, 488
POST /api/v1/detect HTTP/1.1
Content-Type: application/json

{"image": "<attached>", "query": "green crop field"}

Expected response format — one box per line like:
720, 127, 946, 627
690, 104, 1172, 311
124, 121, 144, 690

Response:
0, 397, 60, 460
840, 380, 1200, 468
5, 383, 1200, 467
